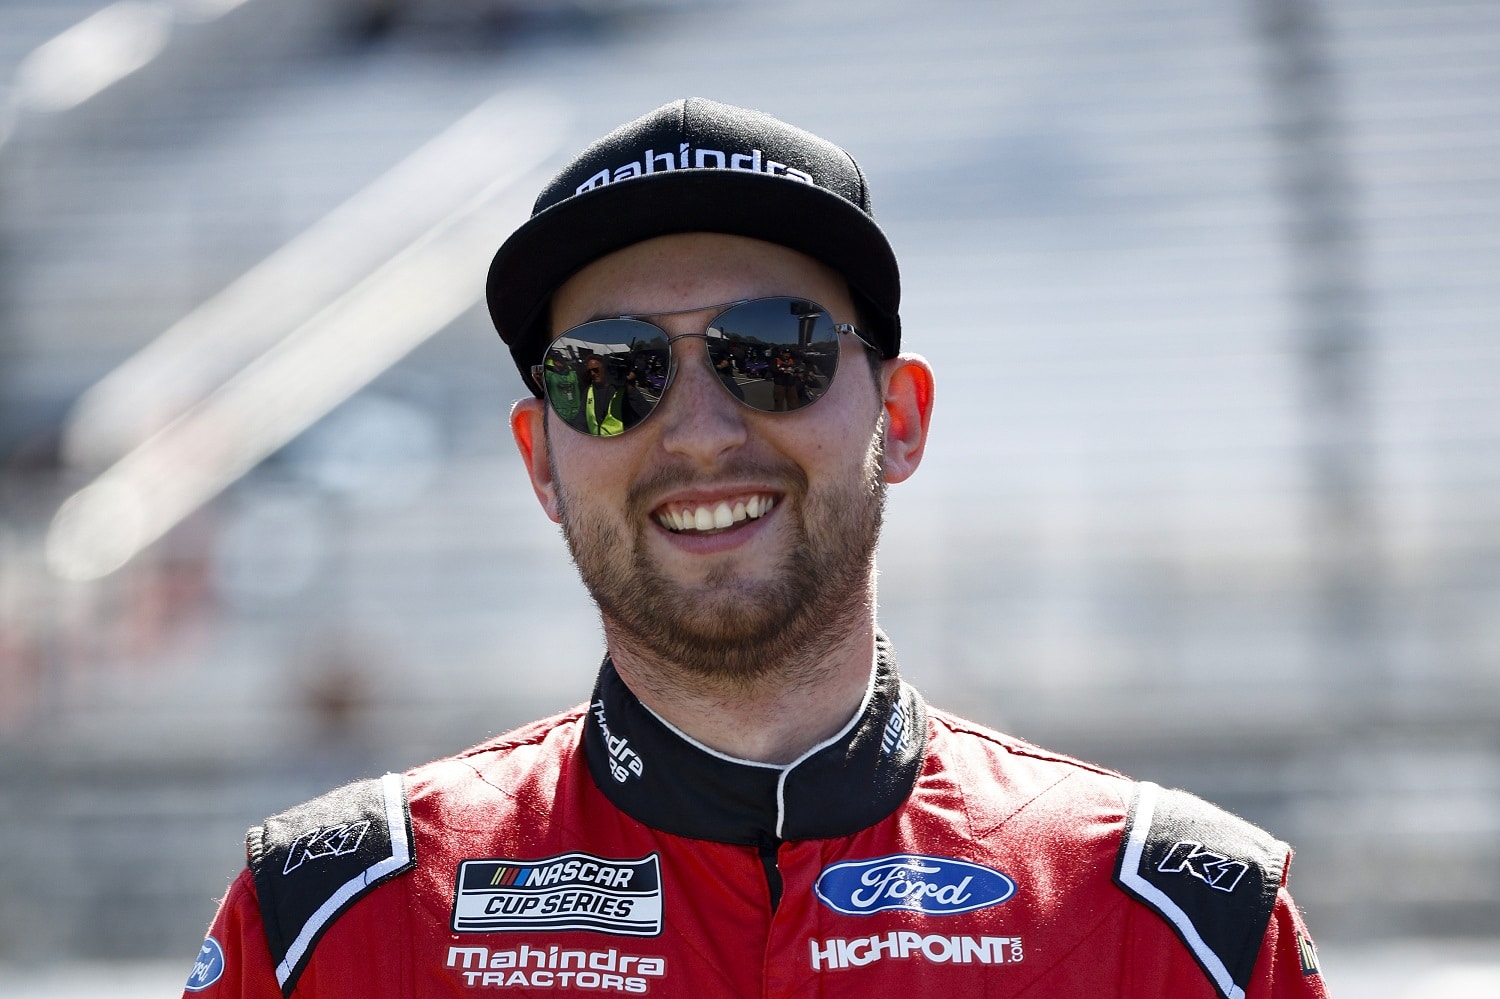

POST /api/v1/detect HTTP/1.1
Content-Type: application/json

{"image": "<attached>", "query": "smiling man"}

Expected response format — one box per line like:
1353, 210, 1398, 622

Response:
185, 99, 1330, 999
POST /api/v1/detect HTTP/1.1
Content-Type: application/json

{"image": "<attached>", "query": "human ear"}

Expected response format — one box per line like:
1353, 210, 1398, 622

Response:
879, 353, 935, 484
511, 398, 562, 523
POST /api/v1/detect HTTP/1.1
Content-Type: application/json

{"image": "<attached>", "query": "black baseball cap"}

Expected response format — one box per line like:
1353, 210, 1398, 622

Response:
487, 97, 901, 396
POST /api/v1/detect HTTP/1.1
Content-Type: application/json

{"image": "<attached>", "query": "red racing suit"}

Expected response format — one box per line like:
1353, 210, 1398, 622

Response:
184, 638, 1329, 998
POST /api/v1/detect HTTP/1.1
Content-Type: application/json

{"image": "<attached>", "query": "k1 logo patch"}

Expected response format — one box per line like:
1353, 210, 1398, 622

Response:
282, 821, 371, 874
452, 853, 662, 936
814, 855, 1016, 916
1157, 840, 1250, 892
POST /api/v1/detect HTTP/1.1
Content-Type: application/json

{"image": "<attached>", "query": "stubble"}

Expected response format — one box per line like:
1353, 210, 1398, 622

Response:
553, 429, 887, 690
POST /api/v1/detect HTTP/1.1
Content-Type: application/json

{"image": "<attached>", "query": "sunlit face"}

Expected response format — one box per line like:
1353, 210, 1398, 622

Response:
544, 233, 888, 683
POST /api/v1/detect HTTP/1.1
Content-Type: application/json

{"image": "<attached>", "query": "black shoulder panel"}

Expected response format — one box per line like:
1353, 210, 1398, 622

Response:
247, 773, 415, 997
1112, 782, 1288, 999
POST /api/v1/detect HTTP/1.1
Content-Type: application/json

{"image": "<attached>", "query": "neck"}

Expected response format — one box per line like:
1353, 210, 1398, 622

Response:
603, 617, 878, 765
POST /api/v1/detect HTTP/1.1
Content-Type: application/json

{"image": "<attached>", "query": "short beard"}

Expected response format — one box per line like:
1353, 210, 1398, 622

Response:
552, 425, 887, 691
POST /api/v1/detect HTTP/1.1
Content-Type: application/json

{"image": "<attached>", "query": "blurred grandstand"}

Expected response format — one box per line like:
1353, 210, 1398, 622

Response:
0, 0, 1497, 991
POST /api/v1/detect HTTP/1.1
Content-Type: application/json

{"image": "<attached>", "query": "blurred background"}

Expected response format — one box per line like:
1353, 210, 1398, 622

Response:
0, 0, 1497, 995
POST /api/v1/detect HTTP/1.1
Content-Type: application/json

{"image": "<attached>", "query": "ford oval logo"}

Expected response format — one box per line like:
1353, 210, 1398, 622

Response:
814, 854, 1016, 916
185, 935, 226, 992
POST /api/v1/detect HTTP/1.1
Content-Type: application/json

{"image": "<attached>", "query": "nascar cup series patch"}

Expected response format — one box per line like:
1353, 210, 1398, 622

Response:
814, 854, 1016, 916
452, 853, 663, 936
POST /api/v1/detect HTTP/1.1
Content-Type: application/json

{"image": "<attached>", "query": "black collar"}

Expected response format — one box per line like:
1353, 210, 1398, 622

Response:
581, 633, 928, 845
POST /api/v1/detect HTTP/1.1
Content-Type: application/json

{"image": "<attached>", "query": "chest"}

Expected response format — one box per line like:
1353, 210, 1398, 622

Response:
295, 800, 1203, 999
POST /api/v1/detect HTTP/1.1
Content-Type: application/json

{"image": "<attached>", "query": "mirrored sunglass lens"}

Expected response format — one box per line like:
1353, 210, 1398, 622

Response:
544, 319, 667, 436
705, 298, 839, 413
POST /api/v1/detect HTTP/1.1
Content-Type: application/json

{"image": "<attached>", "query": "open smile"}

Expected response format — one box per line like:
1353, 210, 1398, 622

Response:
652, 493, 779, 535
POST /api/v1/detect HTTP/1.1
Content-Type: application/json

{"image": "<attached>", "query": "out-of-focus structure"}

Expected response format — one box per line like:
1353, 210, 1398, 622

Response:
0, 0, 1496, 971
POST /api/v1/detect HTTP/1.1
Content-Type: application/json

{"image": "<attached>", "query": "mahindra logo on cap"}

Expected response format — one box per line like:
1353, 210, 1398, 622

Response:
814, 855, 1016, 916
574, 144, 816, 196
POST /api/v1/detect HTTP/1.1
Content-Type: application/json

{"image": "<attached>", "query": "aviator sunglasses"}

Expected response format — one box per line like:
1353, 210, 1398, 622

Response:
533, 297, 878, 437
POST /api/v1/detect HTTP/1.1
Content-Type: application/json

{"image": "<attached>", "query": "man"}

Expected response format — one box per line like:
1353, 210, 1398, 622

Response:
183, 99, 1329, 998
579, 355, 649, 437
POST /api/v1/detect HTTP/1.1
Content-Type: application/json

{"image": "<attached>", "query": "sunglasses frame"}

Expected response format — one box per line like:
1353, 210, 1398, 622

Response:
532, 297, 879, 437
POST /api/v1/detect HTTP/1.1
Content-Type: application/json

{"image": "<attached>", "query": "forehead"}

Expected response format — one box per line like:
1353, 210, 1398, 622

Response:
549, 233, 854, 334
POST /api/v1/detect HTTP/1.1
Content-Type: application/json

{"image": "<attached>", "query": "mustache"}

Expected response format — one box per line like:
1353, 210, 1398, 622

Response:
626, 457, 809, 513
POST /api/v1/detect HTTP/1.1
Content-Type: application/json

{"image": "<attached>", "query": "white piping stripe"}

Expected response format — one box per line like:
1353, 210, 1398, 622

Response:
642, 703, 784, 771
274, 773, 410, 989
773, 662, 878, 839
382, 771, 412, 869
1119, 782, 1244, 999
636, 654, 881, 840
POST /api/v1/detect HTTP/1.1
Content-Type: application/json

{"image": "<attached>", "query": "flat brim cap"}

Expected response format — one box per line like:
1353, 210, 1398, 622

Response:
487, 98, 901, 396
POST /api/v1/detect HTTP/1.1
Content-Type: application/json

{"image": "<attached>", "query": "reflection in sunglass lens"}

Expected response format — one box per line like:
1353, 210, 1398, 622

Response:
538, 298, 847, 437
542, 319, 667, 436
707, 299, 838, 414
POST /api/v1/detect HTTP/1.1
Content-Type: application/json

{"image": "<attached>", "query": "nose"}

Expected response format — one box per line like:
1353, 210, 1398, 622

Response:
654, 335, 749, 463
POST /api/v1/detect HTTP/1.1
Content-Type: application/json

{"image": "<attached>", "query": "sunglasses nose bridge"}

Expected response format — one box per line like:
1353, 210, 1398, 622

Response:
654, 330, 729, 405
658, 329, 713, 384
656, 332, 711, 396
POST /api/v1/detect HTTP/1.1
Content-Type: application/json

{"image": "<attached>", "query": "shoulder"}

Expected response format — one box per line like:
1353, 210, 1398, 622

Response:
1112, 781, 1291, 999
925, 710, 1294, 999
915, 710, 1136, 898
924, 706, 1135, 817
245, 704, 589, 994
406, 703, 589, 813
246, 773, 413, 994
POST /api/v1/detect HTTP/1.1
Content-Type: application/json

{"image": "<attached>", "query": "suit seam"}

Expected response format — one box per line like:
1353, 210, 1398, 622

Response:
931, 710, 1126, 780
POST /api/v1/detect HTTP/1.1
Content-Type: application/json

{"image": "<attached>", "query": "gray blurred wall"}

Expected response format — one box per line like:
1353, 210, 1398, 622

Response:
0, 0, 1497, 962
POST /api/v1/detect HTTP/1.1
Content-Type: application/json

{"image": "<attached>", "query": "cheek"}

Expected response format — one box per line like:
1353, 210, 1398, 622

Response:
809, 372, 883, 458
778, 403, 878, 473
551, 434, 633, 502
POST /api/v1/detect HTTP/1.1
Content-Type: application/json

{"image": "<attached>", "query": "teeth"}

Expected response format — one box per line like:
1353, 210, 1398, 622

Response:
655, 494, 778, 534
